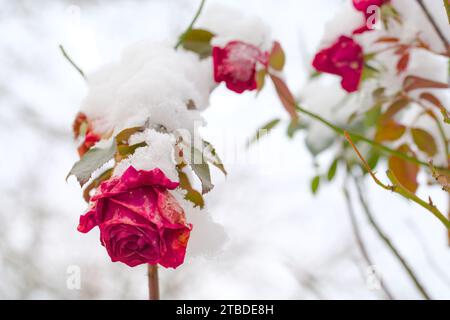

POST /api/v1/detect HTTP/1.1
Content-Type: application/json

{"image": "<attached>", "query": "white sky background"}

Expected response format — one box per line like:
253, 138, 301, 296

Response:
0, 0, 449, 299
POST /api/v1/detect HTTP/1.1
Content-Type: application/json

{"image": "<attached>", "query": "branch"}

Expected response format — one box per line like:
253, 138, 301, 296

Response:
174, 0, 206, 49
59, 44, 85, 79
344, 131, 450, 230
353, 175, 431, 300
342, 185, 394, 300
416, 0, 449, 54
294, 104, 450, 173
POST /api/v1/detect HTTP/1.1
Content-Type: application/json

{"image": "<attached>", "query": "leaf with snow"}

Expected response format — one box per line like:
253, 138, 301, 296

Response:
66, 141, 116, 186
202, 139, 227, 176
190, 147, 214, 194
177, 165, 205, 208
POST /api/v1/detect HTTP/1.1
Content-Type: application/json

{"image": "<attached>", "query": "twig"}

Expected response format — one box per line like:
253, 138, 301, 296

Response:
293, 104, 450, 173
148, 264, 160, 300
344, 131, 450, 230
59, 44, 85, 79
342, 185, 394, 300
353, 175, 431, 300
174, 0, 206, 49
416, 0, 449, 54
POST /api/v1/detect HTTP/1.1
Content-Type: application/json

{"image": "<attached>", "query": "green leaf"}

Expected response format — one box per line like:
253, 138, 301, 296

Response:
269, 41, 285, 71
444, 0, 450, 24
287, 119, 306, 138
256, 69, 266, 93
367, 152, 380, 171
246, 118, 281, 147
411, 128, 437, 157
311, 175, 321, 195
361, 64, 379, 82
177, 166, 204, 208
364, 103, 382, 127
66, 141, 117, 186
117, 142, 147, 158
115, 126, 144, 145
202, 139, 227, 176
190, 147, 214, 194
327, 159, 339, 181
180, 28, 214, 59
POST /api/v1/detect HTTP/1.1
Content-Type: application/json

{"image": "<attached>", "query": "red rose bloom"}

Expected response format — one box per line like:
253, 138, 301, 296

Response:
78, 166, 192, 268
352, 0, 389, 34
212, 40, 269, 93
312, 36, 364, 93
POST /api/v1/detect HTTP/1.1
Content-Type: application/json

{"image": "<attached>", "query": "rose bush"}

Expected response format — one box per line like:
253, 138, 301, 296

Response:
78, 166, 192, 268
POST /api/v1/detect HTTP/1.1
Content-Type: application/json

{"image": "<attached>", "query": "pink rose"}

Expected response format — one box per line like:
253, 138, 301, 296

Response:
78, 166, 192, 268
312, 36, 364, 93
352, 0, 389, 34
212, 40, 269, 93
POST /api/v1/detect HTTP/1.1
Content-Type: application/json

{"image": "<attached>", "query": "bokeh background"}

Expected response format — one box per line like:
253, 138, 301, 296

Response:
1, 0, 449, 299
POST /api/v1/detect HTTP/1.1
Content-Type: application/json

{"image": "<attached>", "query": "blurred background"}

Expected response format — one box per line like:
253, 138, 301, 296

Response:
1, 0, 449, 299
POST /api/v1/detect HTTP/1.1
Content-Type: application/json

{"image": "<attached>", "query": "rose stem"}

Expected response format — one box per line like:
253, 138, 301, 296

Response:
147, 264, 160, 300
415, 0, 449, 54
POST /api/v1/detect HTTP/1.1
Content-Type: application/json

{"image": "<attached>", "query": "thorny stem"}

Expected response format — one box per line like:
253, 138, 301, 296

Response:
344, 131, 450, 230
174, 0, 206, 49
148, 264, 160, 300
293, 104, 450, 174
353, 175, 431, 300
59, 44, 85, 79
342, 184, 394, 300
415, 0, 449, 54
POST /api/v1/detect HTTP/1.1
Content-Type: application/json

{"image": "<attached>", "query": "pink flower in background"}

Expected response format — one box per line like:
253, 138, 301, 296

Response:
78, 166, 192, 268
352, 0, 389, 34
312, 36, 364, 93
213, 40, 269, 93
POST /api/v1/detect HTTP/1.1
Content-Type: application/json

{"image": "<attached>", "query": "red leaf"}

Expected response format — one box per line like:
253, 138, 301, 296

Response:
403, 75, 449, 92
396, 52, 410, 74
270, 74, 298, 123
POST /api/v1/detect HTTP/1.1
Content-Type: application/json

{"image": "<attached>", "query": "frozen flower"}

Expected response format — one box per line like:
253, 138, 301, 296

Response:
78, 166, 192, 268
312, 36, 364, 93
212, 41, 269, 93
